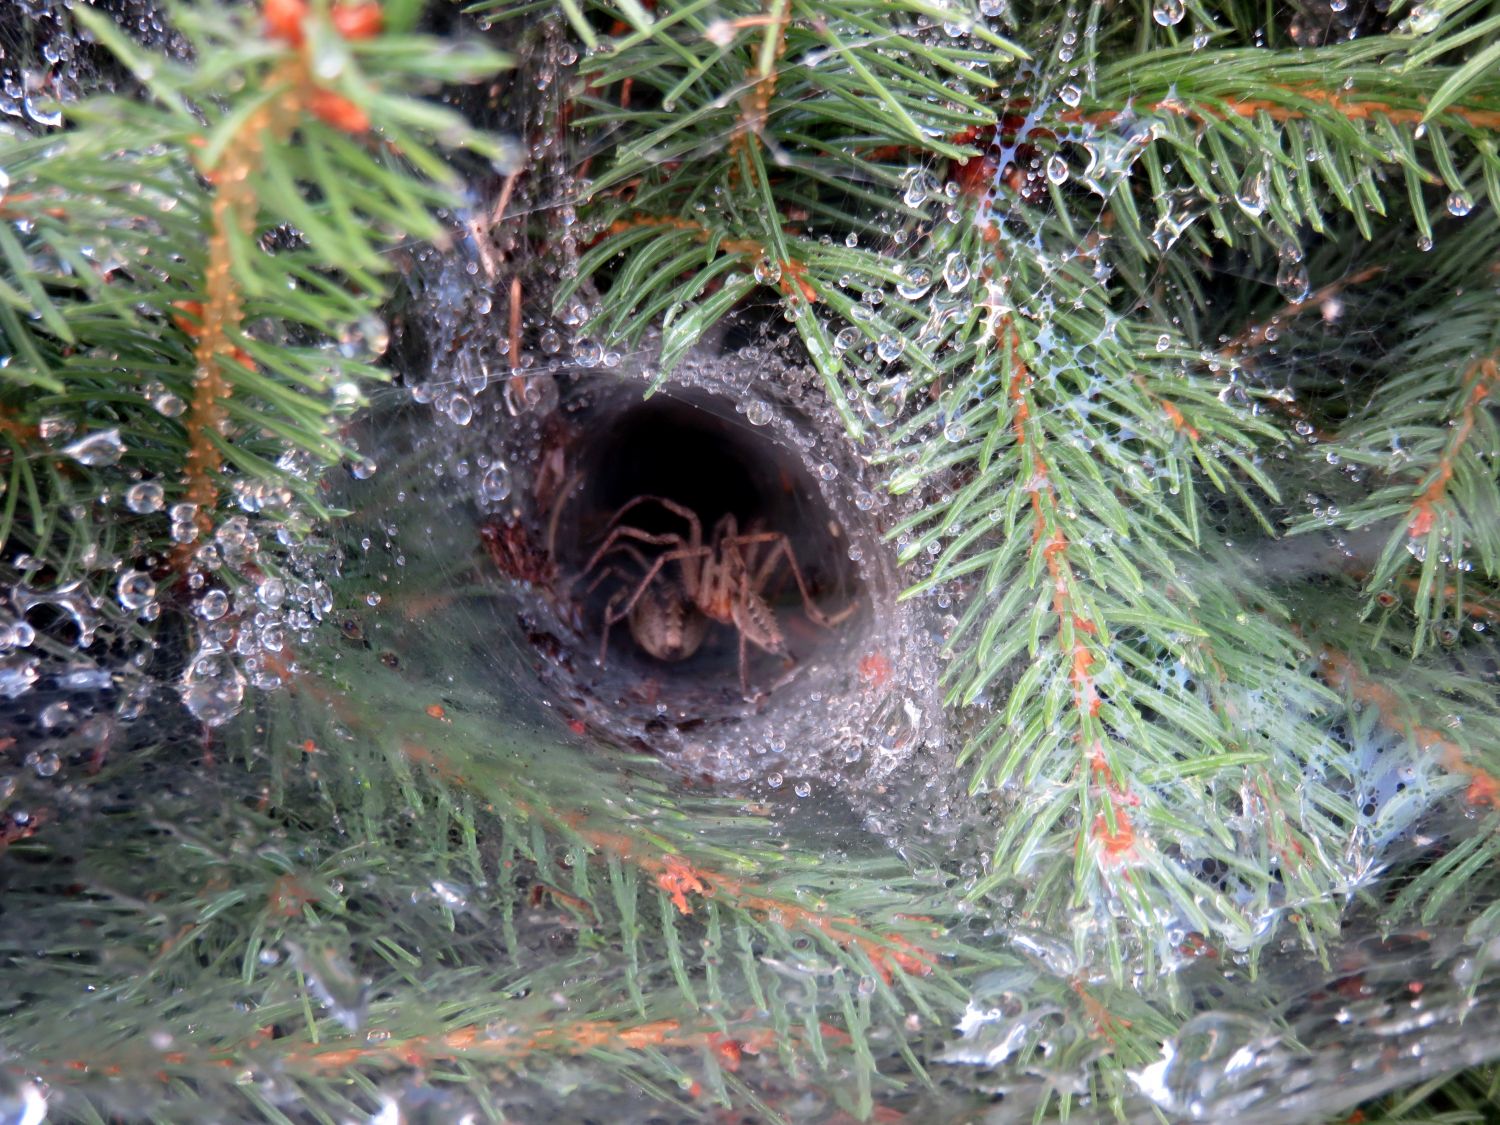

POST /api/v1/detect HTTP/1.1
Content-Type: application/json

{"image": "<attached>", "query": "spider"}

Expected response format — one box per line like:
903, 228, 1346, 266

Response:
582, 495, 854, 696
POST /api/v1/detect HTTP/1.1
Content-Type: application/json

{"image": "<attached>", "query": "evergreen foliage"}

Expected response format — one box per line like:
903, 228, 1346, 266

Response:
2, 0, 1500, 1121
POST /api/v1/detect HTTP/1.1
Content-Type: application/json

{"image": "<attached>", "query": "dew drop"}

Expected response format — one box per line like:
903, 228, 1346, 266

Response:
903, 170, 940, 207
1402, 4, 1441, 34
258, 577, 287, 609
753, 258, 782, 286
1152, 0, 1185, 24
38, 415, 74, 442
1275, 259, 1310, 303
63, 428, 125, 467
117, 570, 156, 611
1235, 170, 1267, 218
896, 266, 933, 300
1046, 155, 1069, 185
1058, 83, 1082, 108
745, 399, 773, 426
942, 251, 971, 292
181, 654, 246, 727
197, 589, 230, 621
152, 389, 186, 417
26, 97, 62, 128
124, 481, 165, 514
480, 462, 513, 502
1446, 192, 1473, 217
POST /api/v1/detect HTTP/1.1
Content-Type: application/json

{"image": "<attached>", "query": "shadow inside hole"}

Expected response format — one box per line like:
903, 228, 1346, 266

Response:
553, 393, 864, 699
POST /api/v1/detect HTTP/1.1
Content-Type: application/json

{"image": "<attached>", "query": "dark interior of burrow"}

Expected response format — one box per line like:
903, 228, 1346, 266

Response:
551, 394, 866, 696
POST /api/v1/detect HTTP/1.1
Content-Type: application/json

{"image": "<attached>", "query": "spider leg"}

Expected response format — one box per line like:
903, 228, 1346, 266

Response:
605, 496, 703, 544
615, 543, 653, 569
616, 497, 707, 590
595, 549, 665, 666
739, 629, 750, 698
728, 533, 856, 628
545, 470, 584, 564
584, 543, 654, 597
584, 563, 624, 599
737, 532, 793, 603
583, 540, 656, 599
583, 526, 685, 575
598, 585, 629, 666
609, 546, 712, 625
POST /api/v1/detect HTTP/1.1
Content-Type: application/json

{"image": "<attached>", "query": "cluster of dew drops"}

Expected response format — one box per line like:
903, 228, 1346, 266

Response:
5, 409, 358, 723
849, 0, 1485, 551
0, 1, 381, 816
4, 363, 387, 858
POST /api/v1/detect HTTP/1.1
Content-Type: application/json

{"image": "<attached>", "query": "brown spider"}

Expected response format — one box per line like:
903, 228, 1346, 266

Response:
582, 495, 854, 695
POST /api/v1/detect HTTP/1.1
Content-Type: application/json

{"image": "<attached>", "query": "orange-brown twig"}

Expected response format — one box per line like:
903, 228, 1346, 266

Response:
1318, 645, 1500, 810
604, 214, 817, 302
1404, 578, 1500, 624
1405, 355, 1496, 537
1218, 265, 1385, 364
467, 168, 521, 282
507, 273, 523, 383
396, 740, 937, 982
178, 2, 381, 547
1060, 86, 1500, 134
1071, 977, 1132, 1045
1000, 318, 1138, 864
53, 1012, 789, 1086
728, 0, 791, 166
1345, 561, 1500, 627
566, 823, 937, 982
285, 1016, 703, 1073
1133, 375, 1200, 442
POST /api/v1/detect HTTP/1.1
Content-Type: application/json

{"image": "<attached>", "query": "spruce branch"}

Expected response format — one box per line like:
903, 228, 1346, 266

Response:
1286, 290, 1500, 651
516, 0, 1500, 974
0, 0, 508, 620
5, 611, 1027, 1118
7, 0, 1500, 1118
1317, 642, 1500, 812
512, 0, 1025, 400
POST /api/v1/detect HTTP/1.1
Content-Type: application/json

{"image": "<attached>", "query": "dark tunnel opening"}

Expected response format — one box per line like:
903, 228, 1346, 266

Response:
548, 391, 866, 703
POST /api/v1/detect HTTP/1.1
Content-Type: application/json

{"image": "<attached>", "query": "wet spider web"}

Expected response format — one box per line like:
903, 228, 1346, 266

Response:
3, 2, 1499, 1122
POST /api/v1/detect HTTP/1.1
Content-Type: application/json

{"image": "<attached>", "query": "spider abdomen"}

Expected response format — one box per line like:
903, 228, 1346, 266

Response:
629, 579, 709, 661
